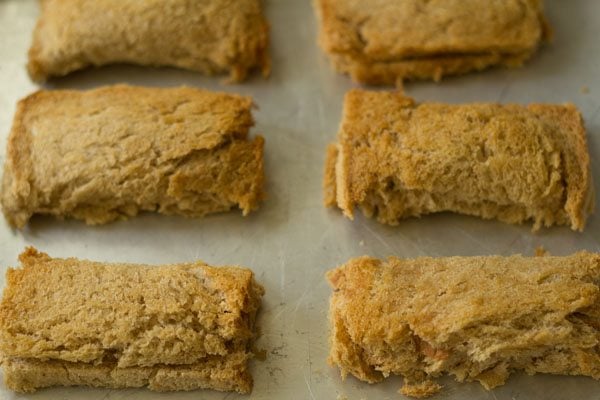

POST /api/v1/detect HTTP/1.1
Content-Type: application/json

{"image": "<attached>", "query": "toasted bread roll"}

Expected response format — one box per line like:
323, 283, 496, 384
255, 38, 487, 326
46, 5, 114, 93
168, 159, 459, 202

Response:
324, 90, 593, 231
327, 253, 600, 397
0, 247, 264, 393
28, 0, 270, 82
314, 0, 550, 84
1, 85, 266, 228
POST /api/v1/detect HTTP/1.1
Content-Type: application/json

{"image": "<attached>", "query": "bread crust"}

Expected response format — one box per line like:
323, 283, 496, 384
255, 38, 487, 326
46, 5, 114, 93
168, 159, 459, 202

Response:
327, 254, 600, 397
314, 0, 550, 84
324, 89, 594, 231
0, 247, 265, 393
0, 85, 266, 228
28, 0, 270, 82
3, 357, 253, 394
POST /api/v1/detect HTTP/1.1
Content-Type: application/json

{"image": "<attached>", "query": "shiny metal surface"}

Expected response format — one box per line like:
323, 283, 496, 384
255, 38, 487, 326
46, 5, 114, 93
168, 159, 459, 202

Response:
0, 1, 599, 399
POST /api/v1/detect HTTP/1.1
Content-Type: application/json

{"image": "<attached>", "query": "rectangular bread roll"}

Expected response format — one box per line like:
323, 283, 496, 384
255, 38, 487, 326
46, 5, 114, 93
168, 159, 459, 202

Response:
1, 85, 265, 228
327, 254, 600, 398
314, 0, 550, 84
324, 90, 593, 231
28, 0, 270, 82
0, 247, 265, 394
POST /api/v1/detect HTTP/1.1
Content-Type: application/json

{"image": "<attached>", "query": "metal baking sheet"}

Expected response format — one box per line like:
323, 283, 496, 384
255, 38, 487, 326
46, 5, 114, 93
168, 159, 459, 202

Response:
0, 1, 599, 399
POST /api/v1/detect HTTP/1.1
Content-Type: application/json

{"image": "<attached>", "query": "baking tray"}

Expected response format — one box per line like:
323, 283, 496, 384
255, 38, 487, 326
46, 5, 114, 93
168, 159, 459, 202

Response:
0, 1, 599, 399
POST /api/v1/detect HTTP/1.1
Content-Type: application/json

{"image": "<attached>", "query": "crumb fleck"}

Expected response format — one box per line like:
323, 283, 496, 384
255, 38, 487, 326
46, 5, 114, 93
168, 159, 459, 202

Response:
254, 348, 267, 361
535, 246, 548, 257
267, 366, 283, 377
581, 86, 590, 94
270, 344, 287, 358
